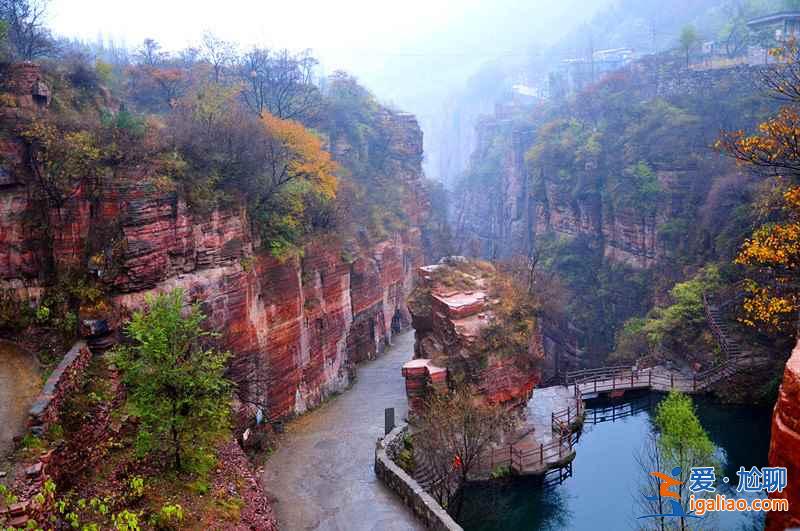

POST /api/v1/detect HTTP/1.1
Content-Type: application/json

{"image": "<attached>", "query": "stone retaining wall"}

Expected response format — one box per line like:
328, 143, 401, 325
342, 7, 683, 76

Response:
28, 341, 92, 435
374, 424, 463, 531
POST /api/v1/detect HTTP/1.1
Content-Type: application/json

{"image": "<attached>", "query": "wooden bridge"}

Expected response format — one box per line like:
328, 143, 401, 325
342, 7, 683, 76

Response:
424, 285, 765, 486
471, 285, 766, 479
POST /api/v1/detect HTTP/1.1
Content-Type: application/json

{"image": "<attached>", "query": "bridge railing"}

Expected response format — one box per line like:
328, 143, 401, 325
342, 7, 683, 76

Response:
551, 394, 584, 434
509, 431, 579, 472
703, 291, 744, 357
564, 365, 633, 384
477, 428, 580, 475
570, 353, 750, 397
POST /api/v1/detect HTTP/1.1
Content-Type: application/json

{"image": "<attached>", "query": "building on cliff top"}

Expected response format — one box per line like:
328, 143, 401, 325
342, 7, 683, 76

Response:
748, 11, 800, 41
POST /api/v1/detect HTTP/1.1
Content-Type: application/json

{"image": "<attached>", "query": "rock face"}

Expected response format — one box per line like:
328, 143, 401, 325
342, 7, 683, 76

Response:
455, 114, 665, 269
767, 340, 800, 531
403, 260, 540, 414
453, 60, 760, 270
0, 63, 426, 422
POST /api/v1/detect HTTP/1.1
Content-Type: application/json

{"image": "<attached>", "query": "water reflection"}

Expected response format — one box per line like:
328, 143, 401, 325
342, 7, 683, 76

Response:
458, 392, 772, 531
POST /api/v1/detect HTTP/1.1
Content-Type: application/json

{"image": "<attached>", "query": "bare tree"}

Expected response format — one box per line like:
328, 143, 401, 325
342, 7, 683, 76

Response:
635, 433, 668, 531
135, 37, 166, 66
412, 387, 516, 515
237, 47, 322, 122
200, 31, 236, 83
0, 0, 54, 59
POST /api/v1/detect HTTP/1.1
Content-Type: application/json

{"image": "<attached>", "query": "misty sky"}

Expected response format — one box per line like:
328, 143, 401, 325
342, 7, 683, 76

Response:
46, 0, 608, 179
48, 1, 605, 103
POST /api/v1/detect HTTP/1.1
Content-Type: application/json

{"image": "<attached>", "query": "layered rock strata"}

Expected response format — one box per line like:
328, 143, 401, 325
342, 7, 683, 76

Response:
403, 259, 540, 414
0, 62, 426, 422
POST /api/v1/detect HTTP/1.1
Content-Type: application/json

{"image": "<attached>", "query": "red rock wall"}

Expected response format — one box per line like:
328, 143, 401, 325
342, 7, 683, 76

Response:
105, 191, 422, 422
0, 63, 426, 422
767, 340, 800, 531
407, 263, 540, 412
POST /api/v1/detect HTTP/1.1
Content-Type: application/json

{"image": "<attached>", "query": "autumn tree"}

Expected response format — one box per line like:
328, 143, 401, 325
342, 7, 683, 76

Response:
412, 387, 516, 514
718, 43, 800, 332
200, 31, 236, 83
253, 112, 338, 257
169, 84, 338, 258
135, 37, 166, 66
112, 289, 231, 471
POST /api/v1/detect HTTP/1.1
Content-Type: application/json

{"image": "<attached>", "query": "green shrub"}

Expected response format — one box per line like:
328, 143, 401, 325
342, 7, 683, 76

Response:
152, 503, 184, 530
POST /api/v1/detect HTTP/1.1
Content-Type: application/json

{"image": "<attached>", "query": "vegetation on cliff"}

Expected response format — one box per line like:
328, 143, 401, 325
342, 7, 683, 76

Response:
409, 257, 542, 384
112, 290, 231, 472
453, 37, 792, 372
718, 44, 800, 334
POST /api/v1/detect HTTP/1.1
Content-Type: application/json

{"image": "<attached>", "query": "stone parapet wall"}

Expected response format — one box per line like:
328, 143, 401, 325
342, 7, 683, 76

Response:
27, 341, 92, 435
374, 424, 463, 531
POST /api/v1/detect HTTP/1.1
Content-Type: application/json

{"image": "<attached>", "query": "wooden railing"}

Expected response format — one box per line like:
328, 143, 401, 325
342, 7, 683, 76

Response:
564, 365, 631, 384
703, 291, 742, 357
476, 425, 580, 475
509, 431, 579, 473
551, 394, 583, 434
568, 354, 750, 398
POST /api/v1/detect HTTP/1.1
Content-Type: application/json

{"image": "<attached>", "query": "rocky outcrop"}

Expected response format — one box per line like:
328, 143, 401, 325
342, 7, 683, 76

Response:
454, 59, 761, 270
0, 63, 427, 423
403, 259, 540, 414
767, 340, 800, 531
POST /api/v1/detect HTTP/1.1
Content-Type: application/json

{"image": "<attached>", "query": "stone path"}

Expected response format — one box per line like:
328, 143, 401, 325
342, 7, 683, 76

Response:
261, 331, 423, 531
520, 386, 575, 446
0, 341, 40, 458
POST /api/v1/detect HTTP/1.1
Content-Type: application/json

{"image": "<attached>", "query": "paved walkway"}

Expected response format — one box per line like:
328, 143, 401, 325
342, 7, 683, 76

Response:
520, 386, 575, 446
0, 341, 40, 458
261, 331, 423, 531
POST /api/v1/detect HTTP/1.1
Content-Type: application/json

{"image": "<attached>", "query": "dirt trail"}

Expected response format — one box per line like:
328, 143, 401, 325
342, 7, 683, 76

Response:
0, 341, 40, 457
261, 331, 423, 531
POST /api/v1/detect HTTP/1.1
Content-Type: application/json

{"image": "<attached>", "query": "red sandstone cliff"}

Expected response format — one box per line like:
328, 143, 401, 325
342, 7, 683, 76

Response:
0, 63, 426, 423
767, 340, 800, 531
403, 258, 541, 413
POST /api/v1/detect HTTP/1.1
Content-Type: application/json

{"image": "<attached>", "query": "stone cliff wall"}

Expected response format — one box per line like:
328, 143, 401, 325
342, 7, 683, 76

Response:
0, 63, 426, 423
767, 340, 800, 531
455, 60, 759, 269
456, 114, 671, 269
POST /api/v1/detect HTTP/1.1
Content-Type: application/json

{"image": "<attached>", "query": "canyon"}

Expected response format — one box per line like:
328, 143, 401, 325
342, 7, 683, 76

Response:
0, 62, 426, 425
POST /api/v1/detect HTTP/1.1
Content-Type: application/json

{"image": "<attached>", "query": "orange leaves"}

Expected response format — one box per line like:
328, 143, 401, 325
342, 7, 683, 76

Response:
260, 112, 338, 200
736, 222, 800, 268
740, 285, 798, 331
719, 108, 800, 170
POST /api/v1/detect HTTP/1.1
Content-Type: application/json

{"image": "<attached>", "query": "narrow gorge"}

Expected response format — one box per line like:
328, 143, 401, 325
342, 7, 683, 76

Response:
2, 1, 800, 531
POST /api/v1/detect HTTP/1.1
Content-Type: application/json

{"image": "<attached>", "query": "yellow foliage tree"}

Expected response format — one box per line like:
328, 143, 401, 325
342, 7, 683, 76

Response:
260, 112, 338, 201
22, 121, 102, 208
254, 113, 339, 258
717, 43, 800, 331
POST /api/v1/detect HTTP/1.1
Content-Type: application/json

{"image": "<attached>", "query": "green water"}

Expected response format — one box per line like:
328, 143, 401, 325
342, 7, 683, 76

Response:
458, 393, 772, 531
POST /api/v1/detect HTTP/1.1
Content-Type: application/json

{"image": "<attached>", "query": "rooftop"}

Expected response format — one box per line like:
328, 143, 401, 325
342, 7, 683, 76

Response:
747, 11, 800, 28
